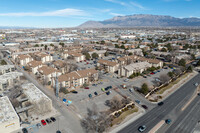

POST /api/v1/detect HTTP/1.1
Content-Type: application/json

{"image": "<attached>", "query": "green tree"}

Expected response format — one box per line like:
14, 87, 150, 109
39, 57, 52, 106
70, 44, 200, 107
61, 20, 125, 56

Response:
50, 43, 54, 47
104, 52, 109, 56
115, 44, 120, 48
100, 40, 105, 44
34, 44, 39, 47
41, 44, 44, 47
168, 72, 174, 78
120, 45, 125, 49
128, 53, 133, 56
59, 42, 64, 47
84, 52, 91, 60
0, 60, 7, 65
140, 83, 149, 95
92, 53, 99, 59
161, 48, 167, 52
187, 66, 193, 72
44, 45, 47, 50
178, 59, 186, 67
165, 43, 172, 51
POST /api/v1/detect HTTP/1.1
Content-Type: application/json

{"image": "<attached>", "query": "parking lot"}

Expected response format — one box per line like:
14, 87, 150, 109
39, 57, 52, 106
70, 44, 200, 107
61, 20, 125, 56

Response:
60, 67, 173, 117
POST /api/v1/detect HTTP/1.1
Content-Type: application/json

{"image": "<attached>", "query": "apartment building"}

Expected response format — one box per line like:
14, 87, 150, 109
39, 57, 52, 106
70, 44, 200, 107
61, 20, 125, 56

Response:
58, 68, 98, 90
53, 60, 66, 74
88, 50, 107, 58
0, 72, 23, 91
69, 53, 85, 62
35, 52, 53, 63
119, 62, 152, 77
0, 96, 20, 133
27, 60, 43, 74
38, 66, 61, 84
0, 65, 15, 75
16, 54, 33, 66
97, 59, 119, 73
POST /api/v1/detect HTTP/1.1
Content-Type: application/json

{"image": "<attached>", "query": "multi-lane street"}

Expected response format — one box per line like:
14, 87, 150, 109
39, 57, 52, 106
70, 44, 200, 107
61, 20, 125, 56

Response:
118, 73, 200, 133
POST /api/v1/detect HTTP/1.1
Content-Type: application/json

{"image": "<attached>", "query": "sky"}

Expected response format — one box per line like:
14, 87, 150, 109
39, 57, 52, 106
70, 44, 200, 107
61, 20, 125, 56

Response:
0, 0, 199, 28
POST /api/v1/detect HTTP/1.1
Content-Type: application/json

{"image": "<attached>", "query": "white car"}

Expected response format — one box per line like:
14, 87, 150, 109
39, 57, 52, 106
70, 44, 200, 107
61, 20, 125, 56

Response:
195, 83, 198, 87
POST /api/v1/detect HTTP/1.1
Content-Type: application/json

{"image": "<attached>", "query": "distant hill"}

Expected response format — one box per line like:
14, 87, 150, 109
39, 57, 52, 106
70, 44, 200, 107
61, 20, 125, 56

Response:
0, 26, 35, 29
78, 14, 200, 28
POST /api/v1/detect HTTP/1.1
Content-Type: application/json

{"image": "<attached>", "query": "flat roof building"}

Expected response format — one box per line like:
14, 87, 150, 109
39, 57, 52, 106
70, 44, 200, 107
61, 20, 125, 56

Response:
0, 96, 20, 133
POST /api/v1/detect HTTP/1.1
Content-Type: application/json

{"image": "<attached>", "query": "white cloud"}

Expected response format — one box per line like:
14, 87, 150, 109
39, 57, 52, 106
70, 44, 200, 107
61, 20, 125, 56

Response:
105, 0, 126, 6
0, 8, 88, 17
110, 12, 124, 16
130, 2, 145, 9
105, 0, 146, 10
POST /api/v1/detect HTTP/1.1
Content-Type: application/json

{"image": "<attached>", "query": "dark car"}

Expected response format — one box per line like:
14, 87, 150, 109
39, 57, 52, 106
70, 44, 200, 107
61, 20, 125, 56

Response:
108, 86, 112, 89
138, 125, 146, 132
106, 91, 111, 95
72, 91, 78, 94
56, 130, 61, 133
165, 119, 172, 124
46, 118, 52, 124
158, 102, 164, 106
88, 94, 92, 98
22, 128, 28, 133
141, 105, 148, 110
198, 93, 200, 96
94, 92, 98, 96
105, 87, 109, 91
50, 117, 56, 122
135, 100, 140, 104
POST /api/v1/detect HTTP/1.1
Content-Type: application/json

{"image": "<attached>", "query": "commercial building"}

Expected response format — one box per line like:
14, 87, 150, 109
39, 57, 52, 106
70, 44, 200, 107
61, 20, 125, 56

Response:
0, 96, 20, 133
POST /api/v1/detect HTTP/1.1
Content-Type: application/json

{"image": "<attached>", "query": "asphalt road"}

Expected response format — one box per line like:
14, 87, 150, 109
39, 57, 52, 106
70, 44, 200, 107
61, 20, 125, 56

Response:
118, 73, 200, 133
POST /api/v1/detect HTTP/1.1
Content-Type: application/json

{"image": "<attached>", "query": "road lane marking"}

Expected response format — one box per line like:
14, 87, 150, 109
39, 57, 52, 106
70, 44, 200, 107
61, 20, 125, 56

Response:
148, 120, 165, 133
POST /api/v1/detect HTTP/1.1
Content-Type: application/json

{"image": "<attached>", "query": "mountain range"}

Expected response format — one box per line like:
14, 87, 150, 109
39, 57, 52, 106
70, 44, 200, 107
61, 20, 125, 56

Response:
78, 14, 200, 28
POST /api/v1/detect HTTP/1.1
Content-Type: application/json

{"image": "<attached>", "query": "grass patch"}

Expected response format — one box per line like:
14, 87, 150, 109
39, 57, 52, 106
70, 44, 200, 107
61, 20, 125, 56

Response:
157, 73, 190, 94
112, 108, 138, 125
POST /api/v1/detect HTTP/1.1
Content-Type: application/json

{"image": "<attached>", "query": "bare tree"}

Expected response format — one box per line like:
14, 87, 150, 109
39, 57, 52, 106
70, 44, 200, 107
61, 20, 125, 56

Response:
159, 74, 170, 84
105, 96, 122, 112
81, 104, 111, 133
174, 68, 182, 76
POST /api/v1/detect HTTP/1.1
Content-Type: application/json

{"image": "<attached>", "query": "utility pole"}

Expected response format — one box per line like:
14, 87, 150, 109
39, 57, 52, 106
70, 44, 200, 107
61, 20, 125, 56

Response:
55, 76, 59, 98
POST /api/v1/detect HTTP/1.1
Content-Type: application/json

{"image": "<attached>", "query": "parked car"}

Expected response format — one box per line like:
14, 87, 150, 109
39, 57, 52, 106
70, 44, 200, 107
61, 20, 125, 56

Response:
50, 117, 56, 122
105, 87, 109, 91
84, 87, 89, 89
143, 76, 147, 78
138, 125, 146, 132
106, 91, 111, 95
72, 91, 78, 94
41, 120, 46, 126
36, 123, 42, 128
129, 88, 133, 93
46, 118, 52, 124
158, 102, 164, 106
198, 93, 200, 96
150, 72, 154, 75
88, 94, 92, 98
94, 92, 98, 96
165, 119, 172, 124
107, 86, 112, 89
135, 100, 140, 104
141, 105, 148, 110
22, 128, 28, 133
101, 88, 105, 92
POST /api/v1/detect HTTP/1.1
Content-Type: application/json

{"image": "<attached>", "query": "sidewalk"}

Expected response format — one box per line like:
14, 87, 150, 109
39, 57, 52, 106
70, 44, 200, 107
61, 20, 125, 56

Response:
108, 106, 145, 133
149, 71, 198, 102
